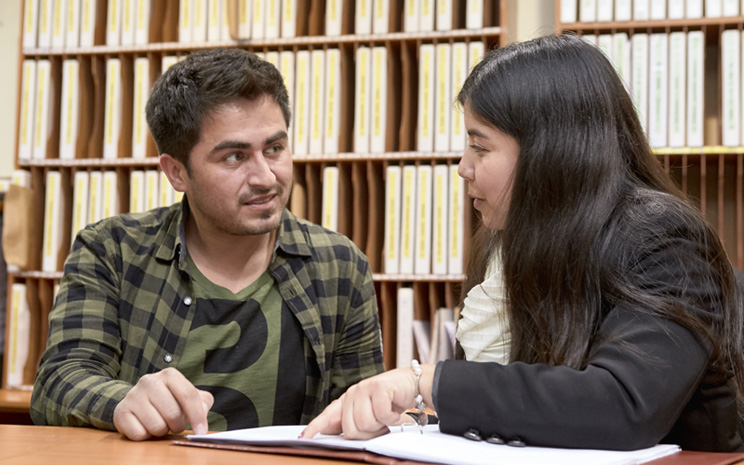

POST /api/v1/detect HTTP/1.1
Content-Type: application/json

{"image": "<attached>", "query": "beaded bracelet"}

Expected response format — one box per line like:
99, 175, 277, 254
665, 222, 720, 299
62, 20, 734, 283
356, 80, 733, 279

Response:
411, 359, 428, 434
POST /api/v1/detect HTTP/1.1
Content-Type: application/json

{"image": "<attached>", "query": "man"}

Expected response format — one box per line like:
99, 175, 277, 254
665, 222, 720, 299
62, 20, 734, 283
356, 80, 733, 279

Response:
30, 48, 385, 441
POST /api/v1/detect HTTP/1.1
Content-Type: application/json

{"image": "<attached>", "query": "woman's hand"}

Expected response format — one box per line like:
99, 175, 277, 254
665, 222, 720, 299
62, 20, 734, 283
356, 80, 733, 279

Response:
301, 364, 435, 440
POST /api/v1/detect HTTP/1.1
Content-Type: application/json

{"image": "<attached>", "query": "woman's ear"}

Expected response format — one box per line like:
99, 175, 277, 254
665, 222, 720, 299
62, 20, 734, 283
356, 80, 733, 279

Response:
159, 154, 188, 193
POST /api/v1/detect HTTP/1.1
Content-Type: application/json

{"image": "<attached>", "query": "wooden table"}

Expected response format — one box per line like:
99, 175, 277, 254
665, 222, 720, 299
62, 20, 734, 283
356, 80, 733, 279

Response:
0, 424, 743, 465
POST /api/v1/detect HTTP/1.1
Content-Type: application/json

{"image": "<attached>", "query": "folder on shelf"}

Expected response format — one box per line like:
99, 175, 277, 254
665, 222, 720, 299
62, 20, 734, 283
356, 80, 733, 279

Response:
321, 165, 338, 231
414, 164, 432, 275
450, 42, 467, 152
17, 60, 37, 160
37, 0, 53, 49
191, 0, 208, 42
668, 0, 684, 19
236, 0, 251, 38
631, 33, 649, 133
372, 0, 389, 33
324, 48, 341, 154
309, 49, 326, 155
79, 0, 102, 47
279, 50, 295, 151
723, 0, 739, 16
560, 0, 577, 23
162, 54, 179, 72
436, 0, 452, 31
71, 170, 90, 244
597, 34, 612, 63
208, 0, 224, 41
614, 0, 631, 20
42, 170, 65, 272
633, 0, 650, 20
132, 57, 150, 158
23, 0, 40, 48
404, 0, 419, 32
32, 59, 54, 161
103, 170, 120, 220
596, 0, 612, 21
667, 32, 686, 148
686, 31, 704, 147
611, 33, 630, 90
134, 0, 151, 44
721, 29, 740, 147
130, 170, 145, 214
448, 164, 464, 276
180, 0, 193, 42
420, 0, 434, 31
264, 0, 280, 39
354, 46, 371, 153
356, 0, 372, 35
431, 164, 448, 275
59, 59, 80, 160
579, 0, 596, 22
417, 44, 435, 153
396, 286, 414, 368
106, 0, 122, 45
88, 170, 104, 224
252, 0, 266, 39
6, 283, 31, 389
648, 33, 668, 148
434, 43, 451, 152
466, 0, 483, 28
649, 0, 667, 20
383, 165, 402, 274
281, 0, 297, 38
66, 0, 81, 48
159, 170, 176, 207
468, 41, 484, 72
144, 170, 159, 212
103, 58, 122, 159
686, 0, 703, 18
705, 0, 722, 17
325, 0, 343, 36
370, 46, 388, 154
51, 0, 67, 48
399, 164, 417, 274
121, 0, 137, 45
294, 50, 311, 156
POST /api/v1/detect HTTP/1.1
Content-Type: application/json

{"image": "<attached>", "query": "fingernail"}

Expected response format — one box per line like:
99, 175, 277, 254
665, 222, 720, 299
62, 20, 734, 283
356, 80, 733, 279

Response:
194, 423, 207, 435
298, 428, 306, 439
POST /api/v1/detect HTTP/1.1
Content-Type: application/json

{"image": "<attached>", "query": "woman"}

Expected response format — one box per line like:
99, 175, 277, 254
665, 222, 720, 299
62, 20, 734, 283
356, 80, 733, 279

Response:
302, 34, 744, 452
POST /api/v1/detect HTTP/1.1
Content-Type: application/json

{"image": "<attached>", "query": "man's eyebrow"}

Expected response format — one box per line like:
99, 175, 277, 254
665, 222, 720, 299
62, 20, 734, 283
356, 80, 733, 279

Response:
210, 131, 288, 154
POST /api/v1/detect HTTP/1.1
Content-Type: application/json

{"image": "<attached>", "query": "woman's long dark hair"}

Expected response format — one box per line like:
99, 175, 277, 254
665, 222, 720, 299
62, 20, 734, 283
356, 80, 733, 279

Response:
458, 34, 744, 398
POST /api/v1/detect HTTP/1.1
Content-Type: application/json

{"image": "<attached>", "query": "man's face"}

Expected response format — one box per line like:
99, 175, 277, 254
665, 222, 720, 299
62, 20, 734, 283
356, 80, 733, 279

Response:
181, 96, 292, 237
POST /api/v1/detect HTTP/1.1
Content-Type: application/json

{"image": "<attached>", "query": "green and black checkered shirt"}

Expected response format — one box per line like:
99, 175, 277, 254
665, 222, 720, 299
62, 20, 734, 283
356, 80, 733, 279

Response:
30, 201, 385, 430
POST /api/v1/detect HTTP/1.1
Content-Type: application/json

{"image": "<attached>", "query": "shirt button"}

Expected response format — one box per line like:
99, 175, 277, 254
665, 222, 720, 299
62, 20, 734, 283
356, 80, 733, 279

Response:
164, 354, 173, 363
183, 296, 192, 305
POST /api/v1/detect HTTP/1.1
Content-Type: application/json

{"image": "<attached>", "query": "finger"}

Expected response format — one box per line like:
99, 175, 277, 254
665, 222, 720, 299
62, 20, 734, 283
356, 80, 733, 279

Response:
348, 387, 390, 440
301, 398, 344, 438
158, 370, 209, 435
114, 408, 153, 441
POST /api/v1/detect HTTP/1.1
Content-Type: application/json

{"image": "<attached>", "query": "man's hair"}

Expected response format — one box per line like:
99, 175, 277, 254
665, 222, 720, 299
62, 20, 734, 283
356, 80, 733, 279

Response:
145, 48, 291, 169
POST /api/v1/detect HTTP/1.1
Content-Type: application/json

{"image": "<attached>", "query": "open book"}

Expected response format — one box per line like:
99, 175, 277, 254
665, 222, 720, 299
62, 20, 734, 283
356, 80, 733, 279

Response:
183, 424, 680, 465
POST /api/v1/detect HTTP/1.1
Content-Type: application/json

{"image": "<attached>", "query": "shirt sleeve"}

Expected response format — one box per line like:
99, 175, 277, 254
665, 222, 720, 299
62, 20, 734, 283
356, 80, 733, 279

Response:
433, 238, 718, 450
30, 225, 132, 430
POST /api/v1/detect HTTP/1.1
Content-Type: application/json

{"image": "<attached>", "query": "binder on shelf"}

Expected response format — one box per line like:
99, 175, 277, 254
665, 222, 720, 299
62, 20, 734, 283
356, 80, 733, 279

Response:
237, 0, 252, 38
597, 34, 612, 62
633, 0, 649, 20
648, 33, 668, 148
324, 48, 341, 154
686, 0, 703, 18
396, 286, 415, 368
59, 59, 80, 160
130, 170, 145, 213
614, 0, 631, 21
106, 0, 122, 45
686, 31, 704, 147
321, 165, 339, 231
193, 0, 209, 42
431, 164, 448, 275
611, 33, 630, 90
66, 0, 81, 48
721, 29, 740, 147
180, 0, 193, 42
649, 0, 666, 19
450, 42, 467, 152
252, 0, 266, 39
414, 164, 433, 275
723, 0, 739, 16
354, 46, 371, 153
162, 55, 179, 72
668, 0, 684, 18
436, 0, 452, 31
103, 58, 122, 159
134, 0, 151, 44
631, 33, 649, 133
293, 50, 311, 156
264, 0, 280, 39
309, 49, 326, 155
420, 0, 434, 31
372, 0, 390, 33
596, 0, 612, 21
404, 0, 419, 32
281, 0, 297, 38
417, 44, 435, 153
71, 170, 90, 244
208, 0, 224, 41
383, 165, 402, 274
705, 0, 722, 17
42, 170, 65, 272
38, 0, 53, 49
6, 283, 30, 389
131, 57, 149, 158
434, 43, 451, 152
356, 0, 372, 35
325, 0, 343, 35
370, 46, 388, 154
448, 164, 464, 276
279, 51, 295, 151
159, 171, 175, 207
468, 41, 484, 70
88, 170, 104, 224
102, 170, 120, 218
79, 0, 102, 47
121, 0, 137, 45
23, 0, 40, 48
667, 32, 686, 148
51, 0, 68, 48
399, 165, 417, 274
579, 0, 596, 22
145, 170, 160, 211
32, 59, 55, 161
466, 0, 483, 28
11, 170, 32, 188
561, 0, 578, 23
18, 60, 37, 160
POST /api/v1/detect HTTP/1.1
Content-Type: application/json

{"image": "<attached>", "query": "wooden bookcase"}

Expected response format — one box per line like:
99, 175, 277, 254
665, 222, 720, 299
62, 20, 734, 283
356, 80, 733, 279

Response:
556, 1, 744, 272
1, 0, 506, 418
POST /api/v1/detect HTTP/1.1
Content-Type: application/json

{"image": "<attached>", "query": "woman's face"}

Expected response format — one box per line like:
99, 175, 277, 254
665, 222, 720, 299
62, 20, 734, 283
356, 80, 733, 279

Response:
457, 104, 520, 231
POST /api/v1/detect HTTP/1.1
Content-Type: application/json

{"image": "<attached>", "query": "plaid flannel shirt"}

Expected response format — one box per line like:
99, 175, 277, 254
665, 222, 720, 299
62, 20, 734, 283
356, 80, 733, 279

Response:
30, 202, 384, 429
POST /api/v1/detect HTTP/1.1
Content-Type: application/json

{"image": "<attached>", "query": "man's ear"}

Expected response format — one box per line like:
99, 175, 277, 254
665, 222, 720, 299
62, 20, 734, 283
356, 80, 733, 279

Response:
159, 154, 188, 192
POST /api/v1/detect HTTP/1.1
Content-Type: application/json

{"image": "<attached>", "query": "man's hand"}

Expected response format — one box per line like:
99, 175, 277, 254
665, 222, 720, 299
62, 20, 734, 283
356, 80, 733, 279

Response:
113, 367, 214, 441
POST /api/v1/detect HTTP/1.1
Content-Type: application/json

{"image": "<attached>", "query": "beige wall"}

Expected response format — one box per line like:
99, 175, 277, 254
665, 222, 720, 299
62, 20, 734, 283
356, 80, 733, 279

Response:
0, 1, 22, 178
